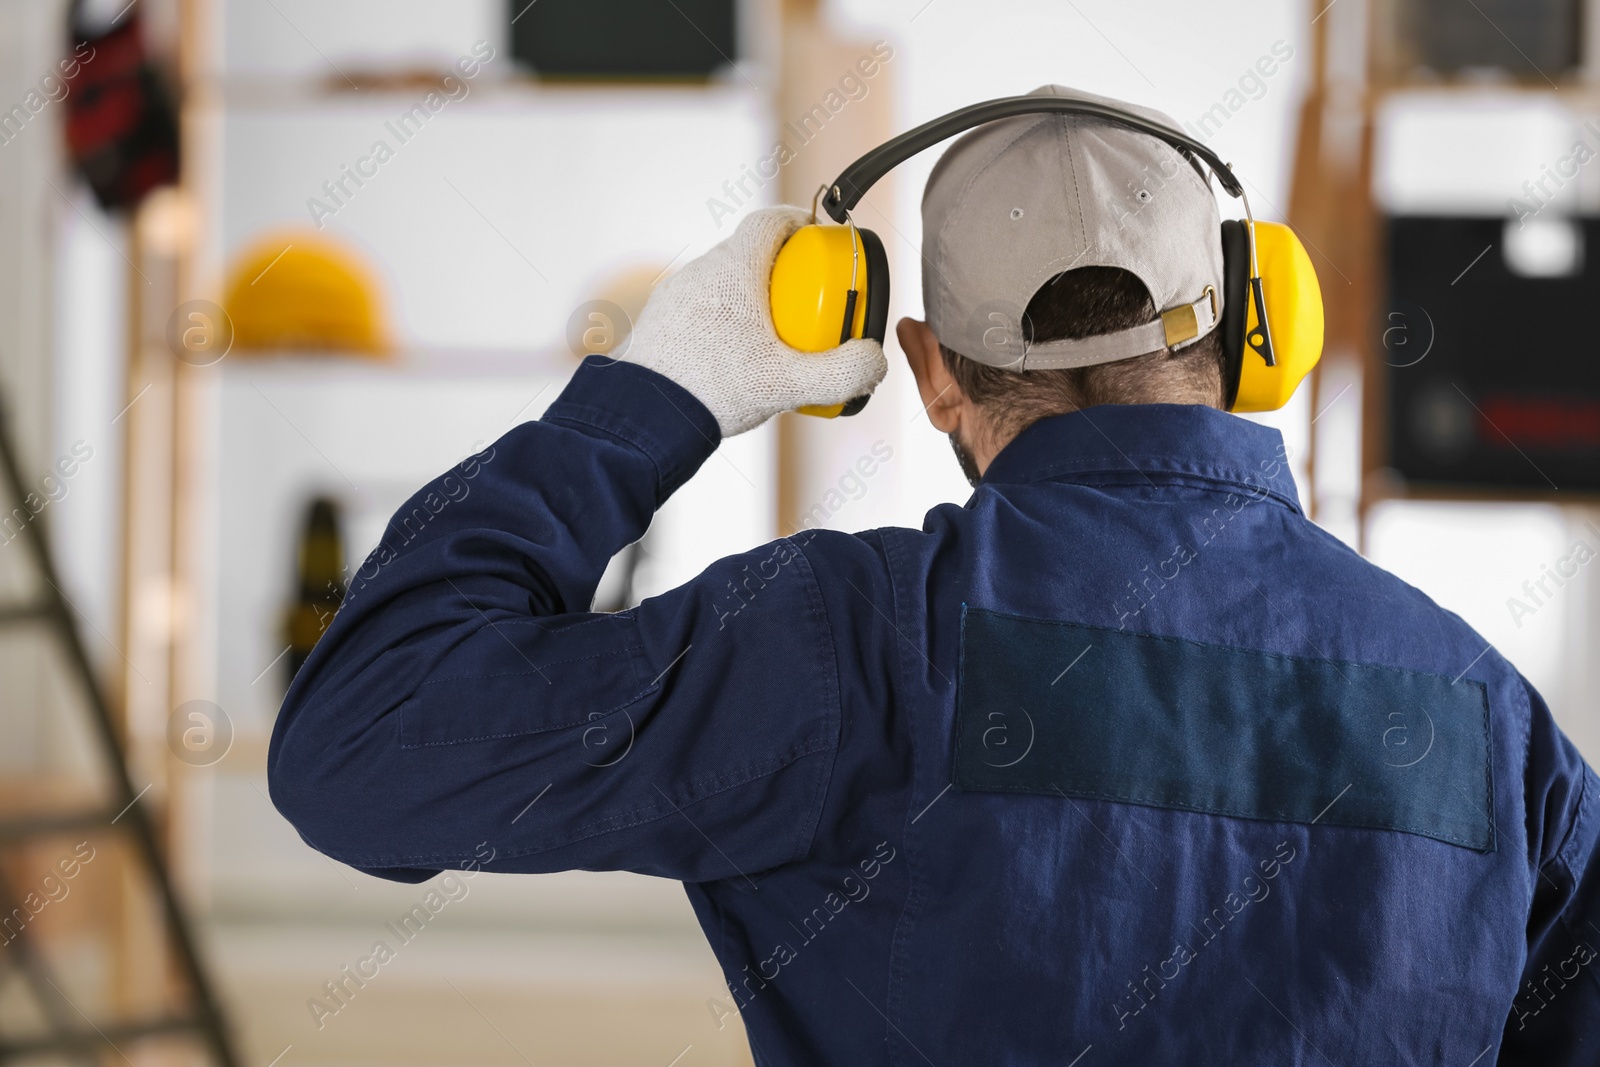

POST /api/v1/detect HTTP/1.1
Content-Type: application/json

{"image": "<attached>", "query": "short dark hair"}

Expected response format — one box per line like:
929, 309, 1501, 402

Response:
939, 266, 1225, 442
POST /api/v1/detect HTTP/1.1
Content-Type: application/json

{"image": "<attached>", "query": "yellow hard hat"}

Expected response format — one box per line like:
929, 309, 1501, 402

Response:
223, 232, 391, 356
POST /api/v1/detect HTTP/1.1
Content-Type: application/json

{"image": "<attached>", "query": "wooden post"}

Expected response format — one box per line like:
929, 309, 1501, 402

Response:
1287, 0, 1380, 547
773, 3, 896, 537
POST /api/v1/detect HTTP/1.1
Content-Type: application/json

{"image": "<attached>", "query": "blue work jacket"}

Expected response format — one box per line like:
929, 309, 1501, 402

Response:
269, 356, 1600, 1065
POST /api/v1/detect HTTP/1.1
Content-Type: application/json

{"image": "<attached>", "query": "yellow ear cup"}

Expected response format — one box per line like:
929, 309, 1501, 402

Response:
1232, 221, 1324, 413
770, 224, 874, 418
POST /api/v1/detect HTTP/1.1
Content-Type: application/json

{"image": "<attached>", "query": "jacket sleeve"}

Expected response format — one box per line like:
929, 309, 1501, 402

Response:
1499, 675, 1600, 1062
267, 357, 847, 885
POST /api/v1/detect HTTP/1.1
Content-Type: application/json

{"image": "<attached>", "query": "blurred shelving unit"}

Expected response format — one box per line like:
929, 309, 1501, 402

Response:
106, 1, 843, 1063
1293, 0, 1600, 521
1290, 0, 1600, 757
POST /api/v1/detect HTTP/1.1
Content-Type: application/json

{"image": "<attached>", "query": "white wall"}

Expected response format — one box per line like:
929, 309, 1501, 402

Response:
195, 9, 780, 931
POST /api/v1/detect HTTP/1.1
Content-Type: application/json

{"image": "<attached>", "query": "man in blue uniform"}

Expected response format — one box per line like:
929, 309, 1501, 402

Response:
269, 87, 1600, 1063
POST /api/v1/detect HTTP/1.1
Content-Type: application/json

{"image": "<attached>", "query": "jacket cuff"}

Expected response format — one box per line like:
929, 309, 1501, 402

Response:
541, 356, 721, 501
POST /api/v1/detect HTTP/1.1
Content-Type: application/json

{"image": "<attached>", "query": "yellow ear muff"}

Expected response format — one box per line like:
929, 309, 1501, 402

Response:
769, 222, 888, 418
1230, 221, 1324, 413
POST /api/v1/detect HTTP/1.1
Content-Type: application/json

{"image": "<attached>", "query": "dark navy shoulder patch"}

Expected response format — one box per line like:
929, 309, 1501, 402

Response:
953, 608, 1494, 852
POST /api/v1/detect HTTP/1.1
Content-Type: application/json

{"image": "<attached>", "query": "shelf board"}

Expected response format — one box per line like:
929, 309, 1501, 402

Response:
208, 74, 765, 114
216, 347, 580, 382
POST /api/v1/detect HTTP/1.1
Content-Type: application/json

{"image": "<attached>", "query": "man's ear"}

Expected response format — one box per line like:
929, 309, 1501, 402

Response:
896, 317, 963, 434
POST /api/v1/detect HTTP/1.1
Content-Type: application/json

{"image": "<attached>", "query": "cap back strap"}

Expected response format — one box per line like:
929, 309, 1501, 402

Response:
1019, 288, 1218, 371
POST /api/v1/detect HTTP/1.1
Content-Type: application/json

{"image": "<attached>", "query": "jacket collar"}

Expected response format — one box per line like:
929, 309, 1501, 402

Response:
978, 403, 1303, 515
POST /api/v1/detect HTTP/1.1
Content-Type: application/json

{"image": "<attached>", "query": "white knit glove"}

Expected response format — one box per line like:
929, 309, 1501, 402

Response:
624, 205, 888, 437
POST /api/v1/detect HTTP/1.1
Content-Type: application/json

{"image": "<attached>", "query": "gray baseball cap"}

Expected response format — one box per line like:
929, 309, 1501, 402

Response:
921, 84, 1225, 370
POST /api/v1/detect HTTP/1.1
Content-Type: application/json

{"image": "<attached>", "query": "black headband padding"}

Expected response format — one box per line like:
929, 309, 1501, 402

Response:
837, 227, 890, 417
1218, 218, 1251, 410
858, 227, 891, 345
820, 95, 1244, 222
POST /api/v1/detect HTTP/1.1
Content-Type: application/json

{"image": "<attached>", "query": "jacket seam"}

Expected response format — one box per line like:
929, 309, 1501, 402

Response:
988, 465, 1301, 513
324, 737, 835, 868
881, 528, 921, 1067
398, 685, 651, 748
1553, 766, 1600, 997
1555, 759, 1594, 878
785, 537, 845, 869
966, 606, 1491, 685
411, 644, 645, 690
544, 406, 669, 498
1481, 675, 1497, 853
957, 781, 1491, 851
569, 736, 833, 843
1530, 677, 1585, 874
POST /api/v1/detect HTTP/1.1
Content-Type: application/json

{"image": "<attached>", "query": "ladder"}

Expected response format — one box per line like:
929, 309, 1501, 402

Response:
0, 400, 238, 1066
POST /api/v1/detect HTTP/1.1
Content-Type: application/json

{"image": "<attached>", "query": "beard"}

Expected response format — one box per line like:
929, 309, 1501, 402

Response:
948, 430, 982, 487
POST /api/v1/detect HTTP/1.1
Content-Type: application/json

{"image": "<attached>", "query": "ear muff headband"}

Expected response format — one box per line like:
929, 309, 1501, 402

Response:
813, 94, 1271, 411
776, 93, 1322, 417
816, 95, 1244, 222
